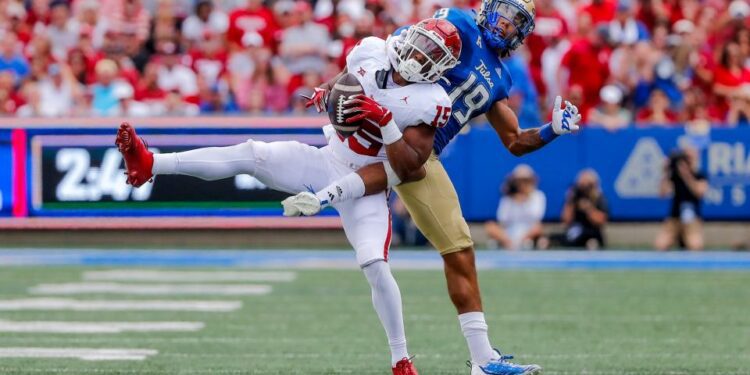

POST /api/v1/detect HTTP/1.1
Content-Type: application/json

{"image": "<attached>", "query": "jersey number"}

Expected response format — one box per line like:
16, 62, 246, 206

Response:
448, 73, 491, 125
431, 105, 451, 128
348, 121, 383, 157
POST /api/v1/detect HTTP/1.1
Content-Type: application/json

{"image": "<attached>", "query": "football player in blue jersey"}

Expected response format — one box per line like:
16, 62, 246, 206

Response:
284, 0, 581, 373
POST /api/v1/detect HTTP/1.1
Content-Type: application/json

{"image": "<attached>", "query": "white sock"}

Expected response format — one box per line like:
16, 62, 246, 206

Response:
315, 172, 365, 207
458, 312, 500, 366
152, 153, 177, 175
151, 142, 257, 180
362, 260, 408, 367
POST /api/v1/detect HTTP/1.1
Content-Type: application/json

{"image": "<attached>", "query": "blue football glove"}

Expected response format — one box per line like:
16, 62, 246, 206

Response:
551, 95, 581, 135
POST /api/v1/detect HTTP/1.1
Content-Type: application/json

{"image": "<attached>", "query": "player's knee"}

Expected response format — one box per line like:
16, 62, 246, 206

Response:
362, 259, 391, 290
443, 247, 477, 276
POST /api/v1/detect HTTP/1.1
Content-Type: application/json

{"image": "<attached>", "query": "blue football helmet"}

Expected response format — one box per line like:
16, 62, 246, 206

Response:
477, 0, 536, 53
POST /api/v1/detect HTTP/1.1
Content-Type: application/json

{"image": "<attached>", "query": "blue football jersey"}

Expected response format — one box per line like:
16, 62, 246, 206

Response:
431, 8, 513, 154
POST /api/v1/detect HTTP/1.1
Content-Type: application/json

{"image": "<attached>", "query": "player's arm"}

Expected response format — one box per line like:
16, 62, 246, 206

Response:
383, 124, 435, 182
353, 125, 432, 195
344, 94, 438, 183
487, 96, 580, 157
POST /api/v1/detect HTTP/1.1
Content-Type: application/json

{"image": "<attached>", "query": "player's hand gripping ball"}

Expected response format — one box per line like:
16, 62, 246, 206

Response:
327, 73, 366, 137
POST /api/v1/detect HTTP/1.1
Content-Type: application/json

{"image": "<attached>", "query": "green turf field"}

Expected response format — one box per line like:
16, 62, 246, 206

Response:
0, 267, 748, 374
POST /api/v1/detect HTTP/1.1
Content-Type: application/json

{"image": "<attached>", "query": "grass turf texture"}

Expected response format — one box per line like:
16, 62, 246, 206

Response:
0, 267, 747, 374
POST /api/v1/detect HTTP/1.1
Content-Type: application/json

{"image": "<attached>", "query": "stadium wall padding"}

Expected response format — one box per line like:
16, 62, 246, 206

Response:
1, 120, 748, 221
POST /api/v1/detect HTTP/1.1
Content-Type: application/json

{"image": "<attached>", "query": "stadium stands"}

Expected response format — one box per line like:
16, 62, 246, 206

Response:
0, 0, 747, 126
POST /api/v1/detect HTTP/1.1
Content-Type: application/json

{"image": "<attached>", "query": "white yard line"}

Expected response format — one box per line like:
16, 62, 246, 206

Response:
29, 283, 271, 296
82, 270, 296, 282
0, 298, 242, 312
0, 348, 158, 361
0, 320, 205, 334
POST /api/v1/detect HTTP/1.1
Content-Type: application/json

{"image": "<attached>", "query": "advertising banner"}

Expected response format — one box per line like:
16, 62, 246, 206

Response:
26, 128, 327, 217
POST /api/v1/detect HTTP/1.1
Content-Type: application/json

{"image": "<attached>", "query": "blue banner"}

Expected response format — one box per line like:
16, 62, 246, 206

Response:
440, 125, 750, 221
1, 121, 748, 221
0, 130, 11, 216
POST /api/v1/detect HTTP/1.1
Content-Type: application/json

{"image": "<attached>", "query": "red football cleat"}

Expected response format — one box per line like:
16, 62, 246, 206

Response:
392, 357, 419, 375
115, 122, 154, 187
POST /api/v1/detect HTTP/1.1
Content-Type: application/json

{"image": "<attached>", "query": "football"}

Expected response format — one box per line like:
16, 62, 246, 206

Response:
327, 72, 365, 137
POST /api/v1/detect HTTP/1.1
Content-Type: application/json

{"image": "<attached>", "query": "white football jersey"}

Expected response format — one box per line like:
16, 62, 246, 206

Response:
329, 37, 452, 164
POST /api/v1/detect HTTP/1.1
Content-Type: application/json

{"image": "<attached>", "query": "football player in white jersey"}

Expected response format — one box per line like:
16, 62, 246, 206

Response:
115, 19, 461, 375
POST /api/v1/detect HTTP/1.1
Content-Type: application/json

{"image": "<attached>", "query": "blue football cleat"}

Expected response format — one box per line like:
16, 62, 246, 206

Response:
469, 349, 542, 375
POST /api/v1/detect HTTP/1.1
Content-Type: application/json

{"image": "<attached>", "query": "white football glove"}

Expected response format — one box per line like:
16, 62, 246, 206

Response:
281, 192, 322, 217
551, 95, 581, 135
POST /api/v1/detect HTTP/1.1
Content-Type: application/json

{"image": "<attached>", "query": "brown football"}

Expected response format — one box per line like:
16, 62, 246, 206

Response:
327, 72, 365, 138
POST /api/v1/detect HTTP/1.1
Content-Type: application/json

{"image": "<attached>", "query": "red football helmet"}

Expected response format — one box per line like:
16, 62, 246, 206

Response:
395, 18, 462, 83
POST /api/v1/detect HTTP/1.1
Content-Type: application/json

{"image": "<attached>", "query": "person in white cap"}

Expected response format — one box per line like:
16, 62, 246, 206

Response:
588, 84, 631, 132
484, 164, 547, 250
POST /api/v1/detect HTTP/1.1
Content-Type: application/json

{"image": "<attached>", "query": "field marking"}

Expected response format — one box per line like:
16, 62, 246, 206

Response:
0, 348, 157, 361
29, 283, 271, 296
0, 320, 204, 334
0, 370, 748, 375
82, 270, 296, 283
0, 298, 242, 312
3, 249, 750, 270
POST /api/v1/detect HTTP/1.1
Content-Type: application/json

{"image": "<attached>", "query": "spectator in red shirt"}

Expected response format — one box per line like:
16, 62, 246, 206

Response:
525, 0, 569, 98
134, 62, 166, 103
189, 32, 228, 88
713, 40, 750, 115
580, 0, 617, 26
227, 0, 278, 51
636, 88, 679, 126
560, 25, 610, 118
6, 2, 33, 45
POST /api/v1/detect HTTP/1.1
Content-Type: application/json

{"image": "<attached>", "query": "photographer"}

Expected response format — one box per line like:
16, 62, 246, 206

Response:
484, 165, 546, 250
551, 169, 609, 250
654, 147, 708, 251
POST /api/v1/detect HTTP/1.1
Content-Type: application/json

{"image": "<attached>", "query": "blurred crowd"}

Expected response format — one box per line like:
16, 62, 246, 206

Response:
0, 0, 749, 126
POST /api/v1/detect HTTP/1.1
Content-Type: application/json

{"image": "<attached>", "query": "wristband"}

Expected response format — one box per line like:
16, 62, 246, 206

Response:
380, 119, 403, 145
539, 123, 558, 144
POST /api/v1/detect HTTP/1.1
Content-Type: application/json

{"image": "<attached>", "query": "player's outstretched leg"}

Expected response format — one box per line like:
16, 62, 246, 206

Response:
115, 122, 333, 194
361, 260, 417, 374
115, 122, 154, 187
445, 249, 542, 375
